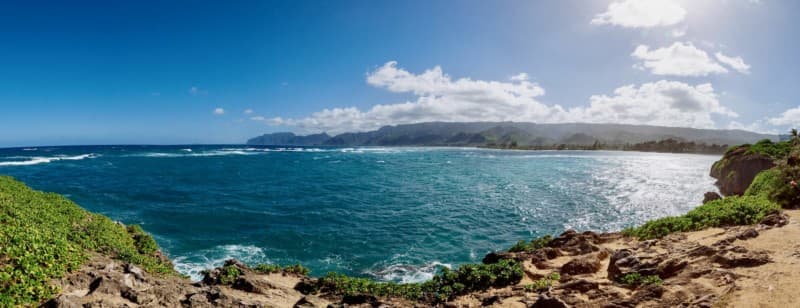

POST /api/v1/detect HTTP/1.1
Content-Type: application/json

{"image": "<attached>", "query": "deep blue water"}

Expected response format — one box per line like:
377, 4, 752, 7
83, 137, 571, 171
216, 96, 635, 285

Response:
0, 145, 719, 281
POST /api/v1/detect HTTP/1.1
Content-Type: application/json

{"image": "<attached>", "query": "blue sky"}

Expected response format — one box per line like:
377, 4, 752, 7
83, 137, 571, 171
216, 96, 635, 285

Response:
1, 0, 798, 146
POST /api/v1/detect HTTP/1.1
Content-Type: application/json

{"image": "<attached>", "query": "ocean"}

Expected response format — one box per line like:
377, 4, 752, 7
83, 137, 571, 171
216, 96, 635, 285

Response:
0, 145, 719, 282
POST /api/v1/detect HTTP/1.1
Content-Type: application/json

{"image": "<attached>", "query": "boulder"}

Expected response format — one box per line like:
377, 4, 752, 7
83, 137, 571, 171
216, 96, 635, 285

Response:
561, 256, 602, 275
702, 192, 722, 204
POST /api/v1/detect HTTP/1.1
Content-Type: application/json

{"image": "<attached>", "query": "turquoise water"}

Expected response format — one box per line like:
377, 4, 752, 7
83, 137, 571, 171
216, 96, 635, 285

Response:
0, 145, 719, 281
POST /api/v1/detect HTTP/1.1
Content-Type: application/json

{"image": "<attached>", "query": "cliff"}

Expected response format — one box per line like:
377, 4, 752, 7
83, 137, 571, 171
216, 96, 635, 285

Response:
710, 139, 794, 196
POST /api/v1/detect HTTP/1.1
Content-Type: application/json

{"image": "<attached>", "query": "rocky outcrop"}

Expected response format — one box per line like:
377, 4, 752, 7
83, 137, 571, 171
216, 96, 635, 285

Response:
47, 211, 800, 307
711, 145, 776, 196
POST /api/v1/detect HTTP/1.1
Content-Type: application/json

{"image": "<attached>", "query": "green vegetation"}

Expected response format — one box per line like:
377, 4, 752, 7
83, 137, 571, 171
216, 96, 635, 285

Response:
253, 263, 310, 276
0, 176, 176, 306
523, 272, 561, 292
318, 259, 523, 303
618, 273, 663, 287
746, 139, 793, 159
623, 196, 780, 239
508, 235, 552, 252
745, 169, 782, 198
219, 264, 242, 285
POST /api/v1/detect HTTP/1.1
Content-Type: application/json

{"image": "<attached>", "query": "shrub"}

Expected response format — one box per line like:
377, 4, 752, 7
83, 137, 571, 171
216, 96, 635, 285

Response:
252, 263, 310, 276
523, 272, 561, 292
507, 235, 552, 252
746, 139, 793, 159
0, 176, 177, 306
127, 224, 159, 255
623, 196, 780, 239
745, 169, 782, 198
283, 264, 310, 276
319, 259, 523, 303
219, 265, 241, 285
618, 273, 662, 287
253, 263, 282, 274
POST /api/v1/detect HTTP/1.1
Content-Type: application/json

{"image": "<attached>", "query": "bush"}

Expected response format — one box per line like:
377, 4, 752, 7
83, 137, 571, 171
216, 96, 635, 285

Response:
745, 169, 782, 198
623, 196, 780, 239
318, 259, 523, 303
219, 265, 241, 285
507, 235, 552, 252
746, 139, 793, 159
618, 273, 662, 287
0, 176, 177, 306
523, 272, 561, 292
253, 263, 282, 274
252, 263, 310, 276
127, 224, 159, 255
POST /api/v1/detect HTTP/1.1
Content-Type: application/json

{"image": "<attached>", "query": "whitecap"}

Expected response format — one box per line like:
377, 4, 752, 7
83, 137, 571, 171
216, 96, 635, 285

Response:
0, 154, 98, 166
171, 244, 269, 281
368, 261, 451, 283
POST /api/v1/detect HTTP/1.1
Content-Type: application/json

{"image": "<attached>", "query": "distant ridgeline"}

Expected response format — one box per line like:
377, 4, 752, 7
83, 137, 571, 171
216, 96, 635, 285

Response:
247, 122, 775, 153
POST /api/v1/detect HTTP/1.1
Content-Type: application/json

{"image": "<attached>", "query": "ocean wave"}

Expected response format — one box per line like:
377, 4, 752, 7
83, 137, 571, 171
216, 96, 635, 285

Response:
0, 154, 97, 166
172, 244, 269, 281
367, 261, 451, 283
128, 150, 263, 158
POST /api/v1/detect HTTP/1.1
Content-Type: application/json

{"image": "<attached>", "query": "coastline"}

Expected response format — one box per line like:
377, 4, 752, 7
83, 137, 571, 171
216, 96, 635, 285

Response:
1, 138, 797, 307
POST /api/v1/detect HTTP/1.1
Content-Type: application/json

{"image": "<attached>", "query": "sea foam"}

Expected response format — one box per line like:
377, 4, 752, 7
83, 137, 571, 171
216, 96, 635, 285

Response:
0, 154, 97, 166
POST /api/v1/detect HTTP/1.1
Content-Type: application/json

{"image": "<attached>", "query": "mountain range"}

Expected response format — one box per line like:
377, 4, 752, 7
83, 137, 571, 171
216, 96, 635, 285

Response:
246, 122, 776, 147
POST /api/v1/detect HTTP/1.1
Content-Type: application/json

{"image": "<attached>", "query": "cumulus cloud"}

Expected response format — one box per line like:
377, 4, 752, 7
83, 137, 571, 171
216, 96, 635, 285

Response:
715, 52, 751, 74
253, 62, 740, 134
213, 108, 225, 115
632, 42, 729, 76
591, 0, 686, 28
244, 109, 254, 114
570, 81, 737, 128
768, 106, 800, 127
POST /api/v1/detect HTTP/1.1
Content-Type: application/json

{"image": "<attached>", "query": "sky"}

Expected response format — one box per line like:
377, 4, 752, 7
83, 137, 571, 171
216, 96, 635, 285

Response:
1, 0, 798, 146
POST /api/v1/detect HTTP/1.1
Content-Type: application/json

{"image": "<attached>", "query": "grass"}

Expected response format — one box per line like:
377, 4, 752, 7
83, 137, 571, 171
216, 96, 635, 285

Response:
0, 176, 177, 306
318, 259, 523, 303
622, 195, 780, 239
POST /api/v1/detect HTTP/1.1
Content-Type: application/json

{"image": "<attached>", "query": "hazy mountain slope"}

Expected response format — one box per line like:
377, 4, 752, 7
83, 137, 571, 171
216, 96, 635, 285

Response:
246, 122, 776, 147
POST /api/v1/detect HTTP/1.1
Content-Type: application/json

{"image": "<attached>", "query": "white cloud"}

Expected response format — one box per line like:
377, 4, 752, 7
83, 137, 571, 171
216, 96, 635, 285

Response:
213, 108, 225, 115
255, 62, 739, 134
244, 109, 254, 114
631, 42, 729, 76
768, 106, 800, 127
250, 116, 265, 121
189, 86, 208, 96
591, 0, 686, 28
510, 73, 529, 81
570, 81, 737, 129
715, 52, 751, 74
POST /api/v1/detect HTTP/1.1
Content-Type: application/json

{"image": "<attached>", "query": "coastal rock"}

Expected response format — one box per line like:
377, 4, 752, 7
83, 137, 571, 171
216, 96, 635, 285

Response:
560, 256, 602, 275
712, 248, 771, 268
710, 146, 775, 196
530, 293, 569, 308
702, 191, 722, 204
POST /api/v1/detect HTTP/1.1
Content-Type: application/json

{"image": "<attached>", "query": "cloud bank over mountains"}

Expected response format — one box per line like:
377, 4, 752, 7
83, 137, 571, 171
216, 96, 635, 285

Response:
245, 0, 794, 135
256, 62, 738, 134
